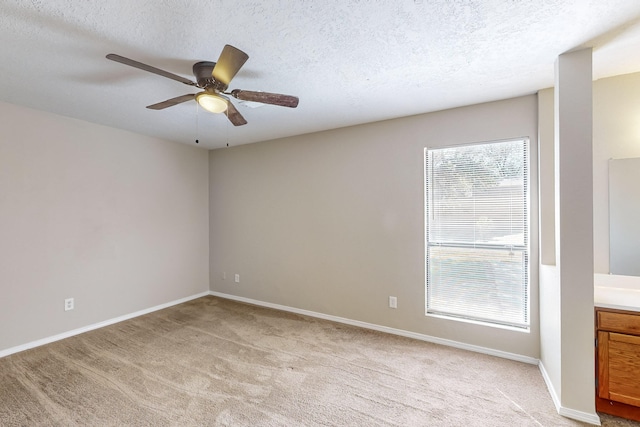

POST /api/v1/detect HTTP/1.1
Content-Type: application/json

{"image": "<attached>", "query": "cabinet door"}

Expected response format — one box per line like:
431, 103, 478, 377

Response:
599, 330, 640, 406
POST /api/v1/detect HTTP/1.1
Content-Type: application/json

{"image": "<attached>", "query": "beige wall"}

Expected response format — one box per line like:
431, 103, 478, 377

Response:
0, 102, 210, 352
593, 72, 640, 273
537, 88, 562, 399
539, 72, 640, 287
210, 95, 540, 358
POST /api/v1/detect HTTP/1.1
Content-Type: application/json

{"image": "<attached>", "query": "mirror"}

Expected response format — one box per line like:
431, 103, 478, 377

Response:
609, 157, 640, 276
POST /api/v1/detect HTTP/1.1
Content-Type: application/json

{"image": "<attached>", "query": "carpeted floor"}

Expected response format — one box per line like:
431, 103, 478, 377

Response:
0, 296, 638, 426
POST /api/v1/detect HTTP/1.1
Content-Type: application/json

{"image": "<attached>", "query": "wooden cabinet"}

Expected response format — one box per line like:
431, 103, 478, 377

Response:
596, 307, 640, 421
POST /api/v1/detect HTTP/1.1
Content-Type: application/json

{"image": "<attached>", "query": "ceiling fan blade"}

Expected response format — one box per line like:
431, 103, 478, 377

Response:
146, 94, 196, 110
106, 54, 196, 86
224, 100, 247, 126
212, 45, 249, 89
230, 90, 299, 108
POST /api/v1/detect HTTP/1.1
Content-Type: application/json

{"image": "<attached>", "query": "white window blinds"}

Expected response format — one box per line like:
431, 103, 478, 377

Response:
425, 138, 529, 329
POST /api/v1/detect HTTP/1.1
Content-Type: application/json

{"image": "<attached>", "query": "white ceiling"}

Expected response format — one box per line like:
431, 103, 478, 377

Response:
2, 1, 640, 150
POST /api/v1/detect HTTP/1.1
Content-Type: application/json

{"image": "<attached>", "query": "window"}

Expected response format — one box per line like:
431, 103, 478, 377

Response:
425, 138, 529, 329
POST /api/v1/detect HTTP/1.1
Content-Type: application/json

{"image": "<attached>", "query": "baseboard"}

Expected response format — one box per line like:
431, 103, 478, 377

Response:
538, 361, 562, 413
558, 407, 601, 425
0, 291, 210, 359
539, 361, 601, 426
208, 291, 539, 365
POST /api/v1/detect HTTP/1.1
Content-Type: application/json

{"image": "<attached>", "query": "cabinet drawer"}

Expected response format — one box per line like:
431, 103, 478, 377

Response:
598, 311, 640, 335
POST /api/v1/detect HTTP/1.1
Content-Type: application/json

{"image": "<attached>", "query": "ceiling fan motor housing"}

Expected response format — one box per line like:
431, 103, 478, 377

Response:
192, 61, 217, 88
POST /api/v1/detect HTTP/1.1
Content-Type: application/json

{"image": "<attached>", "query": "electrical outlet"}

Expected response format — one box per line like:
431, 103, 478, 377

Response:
389, 296, 397, 309
222, 272, 226, 280
64, 298, 74, 311
234, 274, 240, 283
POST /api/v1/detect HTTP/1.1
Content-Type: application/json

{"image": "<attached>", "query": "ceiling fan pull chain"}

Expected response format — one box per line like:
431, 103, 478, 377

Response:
195, 101, 200, 144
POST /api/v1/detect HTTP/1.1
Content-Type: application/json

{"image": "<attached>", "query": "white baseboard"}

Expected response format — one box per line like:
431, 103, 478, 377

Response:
558, 407, 601, 426
539, 361, 601, 425
0, 291, 210, 359
538, 361, 562, 413
208, 291, 539, 365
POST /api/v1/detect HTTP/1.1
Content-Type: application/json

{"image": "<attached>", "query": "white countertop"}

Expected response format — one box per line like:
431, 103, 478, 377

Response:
594, 274, 640, 312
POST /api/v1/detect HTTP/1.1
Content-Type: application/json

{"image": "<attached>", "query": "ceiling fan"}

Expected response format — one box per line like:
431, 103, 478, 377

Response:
106, 45, 299, 126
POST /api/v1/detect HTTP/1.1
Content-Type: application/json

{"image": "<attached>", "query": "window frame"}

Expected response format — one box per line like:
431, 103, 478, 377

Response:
424, 137, 530, 331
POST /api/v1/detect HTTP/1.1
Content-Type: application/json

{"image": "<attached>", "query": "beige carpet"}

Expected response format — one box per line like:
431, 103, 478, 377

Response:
0, 296, 638, 426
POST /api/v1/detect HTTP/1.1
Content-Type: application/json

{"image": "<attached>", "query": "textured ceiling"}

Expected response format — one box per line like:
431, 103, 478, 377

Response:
2, 1, 640, 149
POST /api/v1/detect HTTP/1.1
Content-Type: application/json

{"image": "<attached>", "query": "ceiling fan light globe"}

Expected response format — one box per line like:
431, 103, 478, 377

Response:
196, 93, 227, 114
